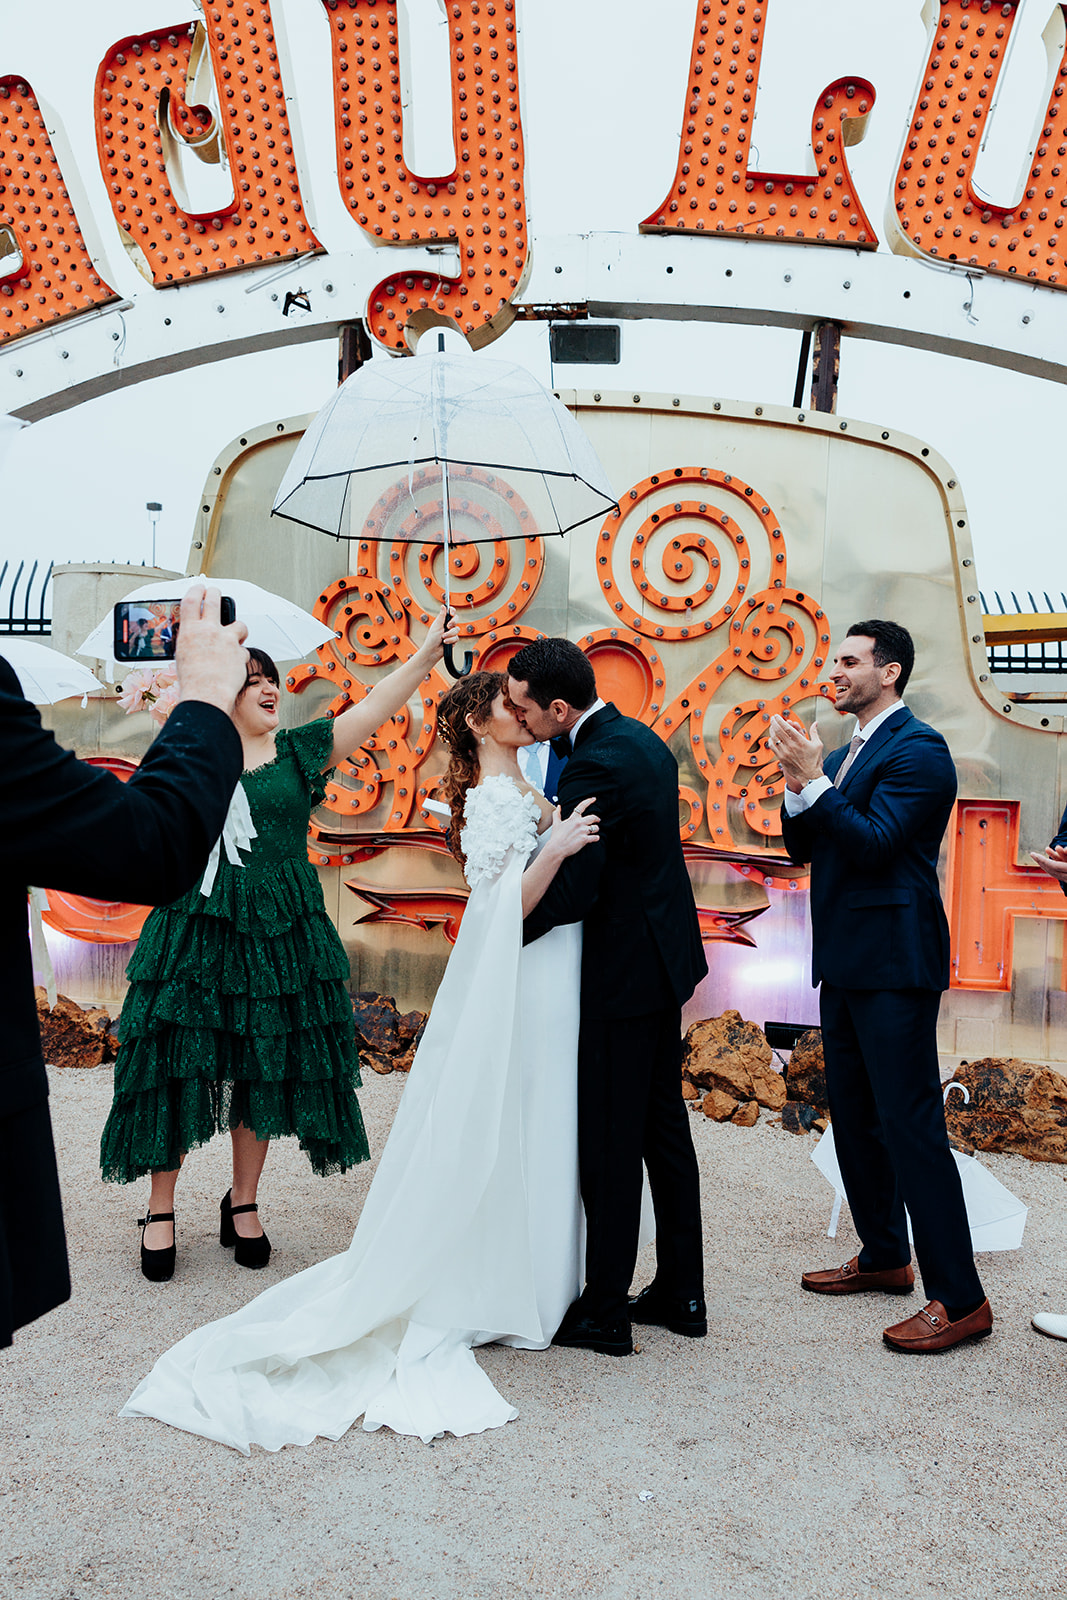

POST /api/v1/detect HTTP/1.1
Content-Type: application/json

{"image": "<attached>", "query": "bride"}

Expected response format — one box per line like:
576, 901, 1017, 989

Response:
120, 670, 599, 1450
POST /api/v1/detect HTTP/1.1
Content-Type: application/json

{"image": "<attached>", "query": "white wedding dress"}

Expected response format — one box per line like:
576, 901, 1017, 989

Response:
121, 775, 584, 1451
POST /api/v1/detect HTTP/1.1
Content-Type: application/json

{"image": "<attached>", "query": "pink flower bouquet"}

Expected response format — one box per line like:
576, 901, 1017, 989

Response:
117, 666, 179, 726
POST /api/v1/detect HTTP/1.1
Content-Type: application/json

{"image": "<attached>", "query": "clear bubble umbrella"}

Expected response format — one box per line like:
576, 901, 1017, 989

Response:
270, 338, 617, 677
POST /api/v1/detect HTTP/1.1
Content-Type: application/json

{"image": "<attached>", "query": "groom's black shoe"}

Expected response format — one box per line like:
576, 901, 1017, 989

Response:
628, 1282, 708, 1338
552, 1303, 633, 1357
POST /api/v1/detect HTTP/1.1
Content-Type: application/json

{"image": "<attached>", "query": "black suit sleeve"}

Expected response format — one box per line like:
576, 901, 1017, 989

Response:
521, 757, 611, 943
0, 660, 243, 903
795, 732, 956, 871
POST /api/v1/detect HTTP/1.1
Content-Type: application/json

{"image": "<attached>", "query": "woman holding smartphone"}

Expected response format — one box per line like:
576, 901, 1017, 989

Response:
100, 609, 456, 1281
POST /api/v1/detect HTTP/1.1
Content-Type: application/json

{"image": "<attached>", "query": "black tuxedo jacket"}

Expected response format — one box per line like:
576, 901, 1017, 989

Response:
0, 657, 243, 1344
522, 704, 707, 1019
780, 705, 956, 992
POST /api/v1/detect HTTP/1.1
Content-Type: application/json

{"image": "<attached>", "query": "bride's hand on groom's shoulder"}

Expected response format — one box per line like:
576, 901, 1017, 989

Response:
551, 796, 600, 858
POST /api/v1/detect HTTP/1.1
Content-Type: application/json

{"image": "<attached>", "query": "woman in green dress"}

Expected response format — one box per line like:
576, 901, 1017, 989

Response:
100, 610, 455, 1280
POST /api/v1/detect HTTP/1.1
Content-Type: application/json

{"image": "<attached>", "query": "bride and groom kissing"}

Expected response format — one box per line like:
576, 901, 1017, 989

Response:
122, 637, 708, 1451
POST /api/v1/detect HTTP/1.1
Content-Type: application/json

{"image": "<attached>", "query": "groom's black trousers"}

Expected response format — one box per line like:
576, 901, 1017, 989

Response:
578, 1005, 704, 1321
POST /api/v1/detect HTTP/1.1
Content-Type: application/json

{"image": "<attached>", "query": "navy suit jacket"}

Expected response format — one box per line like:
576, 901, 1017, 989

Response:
780, 705, 956, 992
522, 704, 707, 1019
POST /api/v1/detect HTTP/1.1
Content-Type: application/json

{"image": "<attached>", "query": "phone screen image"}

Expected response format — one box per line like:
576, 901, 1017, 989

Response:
113, 600, 182, 663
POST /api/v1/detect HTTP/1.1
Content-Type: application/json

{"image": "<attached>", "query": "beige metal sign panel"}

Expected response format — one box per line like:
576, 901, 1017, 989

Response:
40, 394, 1067, 1058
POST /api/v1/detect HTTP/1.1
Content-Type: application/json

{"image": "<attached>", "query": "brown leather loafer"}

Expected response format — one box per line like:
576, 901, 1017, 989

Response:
883, 1298, 993, 1352
801, 1256, 915, 1295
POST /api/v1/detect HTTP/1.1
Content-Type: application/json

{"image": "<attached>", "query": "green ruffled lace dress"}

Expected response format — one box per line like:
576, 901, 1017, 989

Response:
100, 719, 369, 1183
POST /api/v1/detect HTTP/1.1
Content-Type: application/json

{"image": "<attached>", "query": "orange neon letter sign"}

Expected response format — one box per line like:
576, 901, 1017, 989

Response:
0, 77, 118, 342
320, 0, 528, 351
93, 6, 321, 286
947, 799, 1067, 990
641, 0, 878, 247
892, 0, 1067, 287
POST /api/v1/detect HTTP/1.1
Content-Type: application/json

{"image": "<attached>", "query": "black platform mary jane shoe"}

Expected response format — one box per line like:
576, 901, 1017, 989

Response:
138, 1210, 176, 1282
219, 1189, 272, 1269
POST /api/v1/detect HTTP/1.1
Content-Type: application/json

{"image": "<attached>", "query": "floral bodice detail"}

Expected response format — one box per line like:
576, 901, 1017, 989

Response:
461, 774, 541, 890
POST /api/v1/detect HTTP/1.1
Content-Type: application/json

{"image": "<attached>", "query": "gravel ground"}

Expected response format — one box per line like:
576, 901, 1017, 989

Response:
3, 1065, 1067, 1600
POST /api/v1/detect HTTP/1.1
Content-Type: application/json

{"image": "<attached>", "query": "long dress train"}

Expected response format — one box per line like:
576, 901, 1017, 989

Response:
120, 776, 583, 1450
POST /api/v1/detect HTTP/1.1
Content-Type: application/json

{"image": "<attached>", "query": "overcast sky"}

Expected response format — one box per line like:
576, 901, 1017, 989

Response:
2, 0, 1065, 608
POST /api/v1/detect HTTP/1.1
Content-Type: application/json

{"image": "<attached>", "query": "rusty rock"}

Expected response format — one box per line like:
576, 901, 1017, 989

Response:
702, 1088, 740, 1122
943, 1057, 1067, 1164
352, 990, 401, 1075
731, 1099, 759, 1128
681, 1077, 701, 1102
781, 1100, 821, 1136
785, 1029, 828, 1115
34, 989, 116, 1069
683, 1010, 786, 1111
397, 1009, 427, 1044
394, 1017, 426, 1074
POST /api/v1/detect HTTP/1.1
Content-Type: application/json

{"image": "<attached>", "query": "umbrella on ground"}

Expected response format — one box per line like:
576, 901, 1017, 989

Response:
270, 336, 617, 676
1, 638, 105, 704
76, 575, 336, 671
810, 1094, 1028, 1254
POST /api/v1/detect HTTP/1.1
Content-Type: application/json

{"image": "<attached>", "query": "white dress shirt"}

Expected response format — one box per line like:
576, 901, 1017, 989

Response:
783, 700, 907, 815
567, 697, 605, 747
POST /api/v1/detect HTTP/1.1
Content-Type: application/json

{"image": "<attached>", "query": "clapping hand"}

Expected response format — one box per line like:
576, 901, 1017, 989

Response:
1031, 843, 1067, 882
552, 796, 600, 857
767, 713, 824, 793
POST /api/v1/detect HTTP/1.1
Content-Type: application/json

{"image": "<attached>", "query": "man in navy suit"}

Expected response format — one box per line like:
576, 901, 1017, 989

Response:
769, 620, 991, 1354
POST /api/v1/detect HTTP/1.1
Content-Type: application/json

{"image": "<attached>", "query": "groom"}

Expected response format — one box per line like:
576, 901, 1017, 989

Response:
508, 638, 707, 1356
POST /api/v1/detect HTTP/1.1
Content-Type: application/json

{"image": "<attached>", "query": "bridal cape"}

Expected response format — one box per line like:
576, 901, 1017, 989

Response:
121, 776, 584, 1450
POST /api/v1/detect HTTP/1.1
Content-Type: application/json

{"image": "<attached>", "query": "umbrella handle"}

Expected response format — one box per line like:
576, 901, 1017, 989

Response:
442, 608, 474, 678
443, 639, 475, 679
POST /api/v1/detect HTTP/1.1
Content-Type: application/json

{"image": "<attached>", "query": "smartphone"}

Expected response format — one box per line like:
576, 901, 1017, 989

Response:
113, 596, 236, 663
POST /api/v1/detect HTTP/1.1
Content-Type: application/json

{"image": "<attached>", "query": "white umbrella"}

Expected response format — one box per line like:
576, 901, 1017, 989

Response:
270, 340, 617, 675
810, 1094, 1028, 1254
1, 638, 105, 704
76, 575, 336, 669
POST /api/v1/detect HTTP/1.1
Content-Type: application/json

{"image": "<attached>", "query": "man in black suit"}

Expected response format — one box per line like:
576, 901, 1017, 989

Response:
508, 638, 707, 1356
1, 587, 248, 1348
770, 619, 991, 1354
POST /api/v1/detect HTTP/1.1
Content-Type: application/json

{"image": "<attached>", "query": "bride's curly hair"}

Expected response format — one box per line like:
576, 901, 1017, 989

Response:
437, 670, 506, 868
